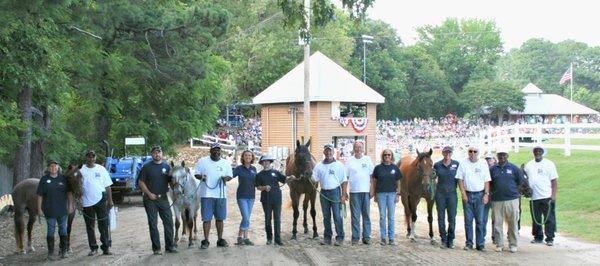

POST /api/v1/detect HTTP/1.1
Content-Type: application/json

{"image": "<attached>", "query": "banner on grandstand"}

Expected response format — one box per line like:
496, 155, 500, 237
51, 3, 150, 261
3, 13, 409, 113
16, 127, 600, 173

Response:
339, 117, 368, 133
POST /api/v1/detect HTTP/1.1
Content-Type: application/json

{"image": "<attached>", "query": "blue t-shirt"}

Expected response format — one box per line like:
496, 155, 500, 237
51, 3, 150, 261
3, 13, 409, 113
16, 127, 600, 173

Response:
490, 162, 525, 201
372, 164, 402, 193
433, 160, 459, 194
254, 169, 286, 204
233, 165, 257, 200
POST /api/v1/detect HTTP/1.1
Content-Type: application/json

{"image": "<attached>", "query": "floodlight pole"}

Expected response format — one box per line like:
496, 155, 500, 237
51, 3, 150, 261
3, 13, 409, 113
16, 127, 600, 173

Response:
303, 0, 311, 143
362, 35, 373, 84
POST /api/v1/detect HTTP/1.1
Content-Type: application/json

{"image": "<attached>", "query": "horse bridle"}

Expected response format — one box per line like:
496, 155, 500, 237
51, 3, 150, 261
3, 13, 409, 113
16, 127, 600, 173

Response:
416, 156, 432, 182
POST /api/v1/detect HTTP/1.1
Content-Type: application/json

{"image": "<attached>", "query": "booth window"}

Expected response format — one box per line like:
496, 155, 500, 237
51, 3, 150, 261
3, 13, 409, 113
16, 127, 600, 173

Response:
339, 103, 367, 118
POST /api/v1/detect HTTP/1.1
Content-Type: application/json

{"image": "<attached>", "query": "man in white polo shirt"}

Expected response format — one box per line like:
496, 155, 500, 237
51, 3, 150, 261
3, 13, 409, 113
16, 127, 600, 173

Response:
80, 149, 113, 256
456, 146, 491, 251
345, 141, 374, 245
312, 144, 348, 246
523, 146, 558, 246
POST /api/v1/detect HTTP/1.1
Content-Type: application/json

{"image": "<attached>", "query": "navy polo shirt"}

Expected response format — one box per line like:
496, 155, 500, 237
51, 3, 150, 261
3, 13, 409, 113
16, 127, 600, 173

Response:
433, 160, 459, 194
138, 162, 172, 195
254, 169, 286, 204
490, 162, 525, 201
36, 174, 70, 218
233, 165, 257, 200
372, 164, 402, 193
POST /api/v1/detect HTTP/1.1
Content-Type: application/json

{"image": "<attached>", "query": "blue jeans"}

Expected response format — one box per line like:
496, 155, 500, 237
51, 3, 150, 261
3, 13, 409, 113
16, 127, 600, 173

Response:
463, 191, 486, 248
46, 215, 68, 237
320, 187, 344, 241
350, 192, 371, 241
376, 192, 396, 241
237, 198, 255, 230
435, 192, 457, 246
484, 202, 491, 242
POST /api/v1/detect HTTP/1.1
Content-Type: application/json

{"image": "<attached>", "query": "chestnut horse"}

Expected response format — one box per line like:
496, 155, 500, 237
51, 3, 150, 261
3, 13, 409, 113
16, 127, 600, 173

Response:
11, 164, 82, 254
398, 149, 435, 243
285, 139, 318, 239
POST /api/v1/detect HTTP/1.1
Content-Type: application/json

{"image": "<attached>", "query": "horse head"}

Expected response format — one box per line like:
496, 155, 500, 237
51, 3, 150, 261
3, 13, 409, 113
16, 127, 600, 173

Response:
169, 161, 190, 197
293, 138, 314, 179
64, 164, 83, 200
415, 149, 434, 187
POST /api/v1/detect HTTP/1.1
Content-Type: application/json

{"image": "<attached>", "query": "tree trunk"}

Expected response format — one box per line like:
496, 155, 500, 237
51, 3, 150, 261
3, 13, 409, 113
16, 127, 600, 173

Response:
96, 87, 110, 145
497, 112, 504, 126
30, 105, 51, 178
13, 87, 33, 187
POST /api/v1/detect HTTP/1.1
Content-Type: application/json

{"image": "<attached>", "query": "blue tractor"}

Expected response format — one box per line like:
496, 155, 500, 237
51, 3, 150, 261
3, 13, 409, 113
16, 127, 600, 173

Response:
103, 137, 153, 204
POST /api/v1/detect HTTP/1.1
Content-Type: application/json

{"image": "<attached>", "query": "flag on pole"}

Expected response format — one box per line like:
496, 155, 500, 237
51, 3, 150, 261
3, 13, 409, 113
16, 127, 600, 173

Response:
559, 65, 572, 85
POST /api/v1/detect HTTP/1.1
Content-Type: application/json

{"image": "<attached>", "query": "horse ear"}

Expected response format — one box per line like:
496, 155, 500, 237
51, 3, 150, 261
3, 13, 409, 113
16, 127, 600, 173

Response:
296, 139, 301, 148
170, 161, 175, 167
305, 138, 311, 148
416, 149, 420, 155
428, 148, 433, 156
181, 161, 185, 167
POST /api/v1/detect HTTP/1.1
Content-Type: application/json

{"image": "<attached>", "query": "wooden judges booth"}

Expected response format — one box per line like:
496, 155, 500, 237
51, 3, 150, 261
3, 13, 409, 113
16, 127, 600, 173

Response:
252, 51, 385, 161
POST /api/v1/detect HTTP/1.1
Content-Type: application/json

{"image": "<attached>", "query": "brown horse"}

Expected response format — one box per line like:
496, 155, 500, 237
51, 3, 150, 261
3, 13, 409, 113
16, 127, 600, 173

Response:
399, 149, 435, 244
11, 164, 82, 254
64, 164, 84, 252
285, 139, 318, 239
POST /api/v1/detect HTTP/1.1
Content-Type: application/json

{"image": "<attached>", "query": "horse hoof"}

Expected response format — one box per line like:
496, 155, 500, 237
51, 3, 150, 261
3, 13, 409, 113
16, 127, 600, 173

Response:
28, 246, 35, 252
188, 242, 194, 248
304, 228, 309, 234
430, 239, 436, 245
312, 233, 319, 239
410, 238, 417, 243
291, 235, 297, 240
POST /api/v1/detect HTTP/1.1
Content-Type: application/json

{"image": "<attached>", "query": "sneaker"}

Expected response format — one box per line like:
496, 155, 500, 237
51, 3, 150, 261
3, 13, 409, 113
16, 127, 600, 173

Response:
510, 246, 518, 253
531, 239, 543, 244
546, 241, 554, 246
153, 250, 162, 255
266, 239, 272, 245
477, 247, 486, 252
275, 240, 284, 246
320, 240, 332, 245
448, 244, 455, 249
388, 240, 396, 246
236, 237, 245, 246
380, 239, 387, 246
244, 238, 254, 246
495, 246, 503, 252
463, 245, 473, 251
351, 240, 359, 245
102, 249, 113, 255
216, 239, 229, 247
88, 249, 98, 256
362, 239, 371, 245
165, 248, 178, 254
200, 240, 210, 249
334, 240, 343, 246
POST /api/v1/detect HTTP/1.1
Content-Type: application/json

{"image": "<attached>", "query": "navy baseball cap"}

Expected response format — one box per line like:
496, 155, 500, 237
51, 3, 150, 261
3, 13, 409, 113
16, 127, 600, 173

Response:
210, 142, 222, 150
323, 144, 334, 150
151, 146, 162, 153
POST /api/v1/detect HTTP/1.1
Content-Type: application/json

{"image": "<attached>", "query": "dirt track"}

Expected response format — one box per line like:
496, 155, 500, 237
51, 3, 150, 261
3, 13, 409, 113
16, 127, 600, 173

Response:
1, 178, 599, 266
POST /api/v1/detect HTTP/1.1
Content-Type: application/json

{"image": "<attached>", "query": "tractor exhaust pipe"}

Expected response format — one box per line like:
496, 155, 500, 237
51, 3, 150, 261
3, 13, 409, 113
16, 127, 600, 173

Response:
103, 140, 110, 158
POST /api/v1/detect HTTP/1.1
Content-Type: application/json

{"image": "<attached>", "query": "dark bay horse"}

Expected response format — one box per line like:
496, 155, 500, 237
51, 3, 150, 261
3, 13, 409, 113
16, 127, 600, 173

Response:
398, 149, 435, 244
285, 139, 318, 239
11, 164, 82, 254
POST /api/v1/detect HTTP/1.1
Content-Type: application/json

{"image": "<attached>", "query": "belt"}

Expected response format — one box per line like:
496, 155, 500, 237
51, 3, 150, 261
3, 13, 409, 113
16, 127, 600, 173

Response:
466, 190, 484, 194
321, 186, 340, 192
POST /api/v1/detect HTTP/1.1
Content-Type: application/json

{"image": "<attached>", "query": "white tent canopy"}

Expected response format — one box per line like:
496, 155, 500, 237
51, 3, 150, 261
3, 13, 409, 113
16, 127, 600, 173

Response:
510, 83, 599, 115
252, 51, 385, 104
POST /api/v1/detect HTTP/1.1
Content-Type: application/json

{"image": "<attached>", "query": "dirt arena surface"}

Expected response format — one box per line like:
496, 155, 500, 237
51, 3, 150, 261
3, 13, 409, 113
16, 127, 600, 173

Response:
1, 178, 599, 266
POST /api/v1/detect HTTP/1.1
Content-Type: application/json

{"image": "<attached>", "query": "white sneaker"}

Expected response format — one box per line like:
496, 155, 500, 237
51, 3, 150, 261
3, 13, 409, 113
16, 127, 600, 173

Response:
510, 247, 518, 253
495, 247, 503, 252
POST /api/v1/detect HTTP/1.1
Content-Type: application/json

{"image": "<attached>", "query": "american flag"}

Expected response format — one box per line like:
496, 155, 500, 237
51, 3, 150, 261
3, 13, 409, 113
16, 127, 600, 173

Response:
559, 66, 572, 85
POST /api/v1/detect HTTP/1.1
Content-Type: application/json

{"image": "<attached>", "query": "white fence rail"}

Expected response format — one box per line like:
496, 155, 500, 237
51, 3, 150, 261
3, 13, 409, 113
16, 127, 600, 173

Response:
480, 123, 600, 156
190, 135, 237, 155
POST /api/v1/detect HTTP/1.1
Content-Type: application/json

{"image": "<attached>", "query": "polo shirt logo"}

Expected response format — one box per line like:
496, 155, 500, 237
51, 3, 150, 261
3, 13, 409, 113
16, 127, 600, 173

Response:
506, 169, 513, 174
537, 168, 543, 174
362, 163, 367, 168
391, 169, 396, 174
475, 168, 481, 173
271, 172, 276, 177
328, 169, 335, 175
47, 179, 51, 183
95, 173, 100, 178
217, 166, 223, 172
162, 168, 167, 174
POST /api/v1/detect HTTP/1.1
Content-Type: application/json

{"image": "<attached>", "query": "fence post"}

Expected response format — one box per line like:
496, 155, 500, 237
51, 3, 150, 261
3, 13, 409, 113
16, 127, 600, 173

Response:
513, 124, 520, 153
565, 123, 572, 156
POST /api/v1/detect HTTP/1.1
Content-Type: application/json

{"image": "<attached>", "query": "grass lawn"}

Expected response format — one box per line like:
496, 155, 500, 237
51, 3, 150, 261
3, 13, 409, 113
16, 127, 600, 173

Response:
544, 138, 600, 146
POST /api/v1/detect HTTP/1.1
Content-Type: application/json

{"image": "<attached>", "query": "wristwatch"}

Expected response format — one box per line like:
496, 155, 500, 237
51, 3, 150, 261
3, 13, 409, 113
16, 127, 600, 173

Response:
484, 192, 489, 195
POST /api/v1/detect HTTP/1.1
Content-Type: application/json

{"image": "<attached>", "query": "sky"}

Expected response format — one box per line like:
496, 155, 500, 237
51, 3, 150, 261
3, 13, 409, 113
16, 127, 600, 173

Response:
366, 0, 600, 51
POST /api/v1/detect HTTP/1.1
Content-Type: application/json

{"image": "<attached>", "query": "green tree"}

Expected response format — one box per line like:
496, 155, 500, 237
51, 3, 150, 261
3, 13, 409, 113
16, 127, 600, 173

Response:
460, 79, 524, 124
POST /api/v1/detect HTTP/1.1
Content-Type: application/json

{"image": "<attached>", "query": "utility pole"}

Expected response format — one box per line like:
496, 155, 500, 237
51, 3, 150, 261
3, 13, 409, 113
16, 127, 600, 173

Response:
362, 35, 373, 84
302, 0, 311, 143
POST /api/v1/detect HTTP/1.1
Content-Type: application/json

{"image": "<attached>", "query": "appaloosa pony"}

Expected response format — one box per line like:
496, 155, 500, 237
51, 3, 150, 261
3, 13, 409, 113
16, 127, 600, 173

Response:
169, 161, 200, 247
285, 139, 318, 239
399, 149, 436, 244
11, 164, 82, 254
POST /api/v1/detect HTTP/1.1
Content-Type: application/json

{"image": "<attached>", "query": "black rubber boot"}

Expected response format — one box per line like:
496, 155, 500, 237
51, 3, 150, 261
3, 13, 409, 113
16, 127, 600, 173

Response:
46, 236, 55, 261
59, 236, 68, 259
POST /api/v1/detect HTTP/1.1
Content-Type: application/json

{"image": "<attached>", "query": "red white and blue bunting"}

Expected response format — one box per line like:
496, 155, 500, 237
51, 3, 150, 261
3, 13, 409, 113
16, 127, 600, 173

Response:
339, 117, 369, 133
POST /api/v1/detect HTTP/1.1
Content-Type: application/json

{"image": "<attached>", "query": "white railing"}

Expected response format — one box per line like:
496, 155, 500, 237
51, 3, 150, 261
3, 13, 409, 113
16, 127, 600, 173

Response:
480, 123, 600, 156
190, 135, 237, 154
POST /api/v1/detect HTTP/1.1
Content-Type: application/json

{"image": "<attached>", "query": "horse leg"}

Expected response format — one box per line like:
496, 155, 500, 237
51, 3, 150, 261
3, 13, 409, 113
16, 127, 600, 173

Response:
303, 195, 309, 234
181, 211, 187, 237
291, 192, 300, 240
192, 210, 198, 241
401, 195, 411, 238
67, 212, 75, 252
174, 207, 181, 245
186, 209, 194, 247
26, 210, 36, 252
427, 199, 435, 245
14, 211, 25, 254
310, 191, 318, 238
409, 198, 418, 242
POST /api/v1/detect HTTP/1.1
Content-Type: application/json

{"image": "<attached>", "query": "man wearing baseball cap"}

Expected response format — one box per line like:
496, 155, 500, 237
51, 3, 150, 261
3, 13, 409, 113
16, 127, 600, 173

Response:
138, 146, 177, 254
433, 146, 460, 249
523, 146, 558, 246
312, 144, 348, 246
194, 142, 233, 249
79, 149, 113, 256
489, 148, 525, 253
